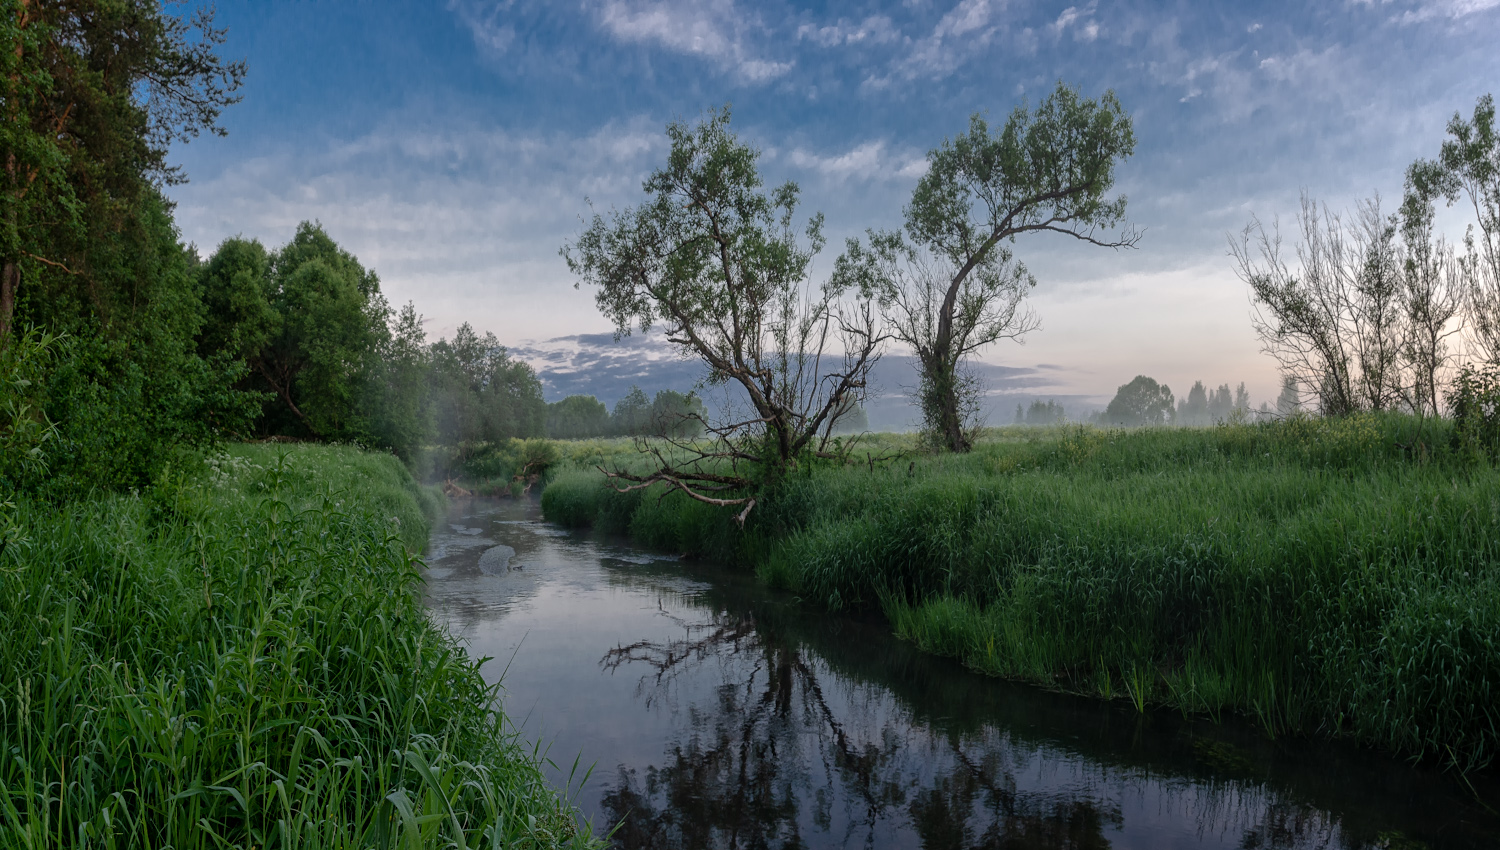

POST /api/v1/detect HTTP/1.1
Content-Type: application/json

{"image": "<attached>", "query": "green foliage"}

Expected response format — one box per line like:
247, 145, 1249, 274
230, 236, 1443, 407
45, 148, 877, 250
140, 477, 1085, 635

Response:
12, 194, 259, 496
762, 416, 1499, 769
1, 0, 245, 339
1017, 399, 1065, 425
1447, 362, 1500, 459
563, 105, 880, 497
1103, 374, 1174, 426
547, 394, 610, 439
428, 322, 546, 450
836, 81, 1136, 452
1405, 93, 1500, 365
0, 326, 60, 492
0, 443, 596, 848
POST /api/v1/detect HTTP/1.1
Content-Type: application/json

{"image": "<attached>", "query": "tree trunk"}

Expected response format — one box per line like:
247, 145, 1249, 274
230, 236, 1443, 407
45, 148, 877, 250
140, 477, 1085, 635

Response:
0, 259, 18, 344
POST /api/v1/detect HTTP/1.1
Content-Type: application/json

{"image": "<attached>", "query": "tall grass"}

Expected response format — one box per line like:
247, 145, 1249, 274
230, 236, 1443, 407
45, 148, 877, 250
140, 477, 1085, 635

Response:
0, 443, 599, 849
544, 415, 1500, 771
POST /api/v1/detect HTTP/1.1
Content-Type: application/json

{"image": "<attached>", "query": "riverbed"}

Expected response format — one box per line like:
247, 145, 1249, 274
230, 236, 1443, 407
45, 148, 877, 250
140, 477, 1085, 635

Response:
423, 495, 1500, 849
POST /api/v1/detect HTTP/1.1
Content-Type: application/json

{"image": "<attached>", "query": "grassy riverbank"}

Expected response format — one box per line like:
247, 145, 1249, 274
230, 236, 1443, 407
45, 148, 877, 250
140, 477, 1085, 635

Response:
541, 415, 1500, 771
0, 444, 598, 849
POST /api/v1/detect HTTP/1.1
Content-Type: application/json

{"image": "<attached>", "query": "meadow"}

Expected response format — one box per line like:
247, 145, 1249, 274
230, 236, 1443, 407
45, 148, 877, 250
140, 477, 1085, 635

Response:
541, 415, 1500, 772
0, 444, 599, 849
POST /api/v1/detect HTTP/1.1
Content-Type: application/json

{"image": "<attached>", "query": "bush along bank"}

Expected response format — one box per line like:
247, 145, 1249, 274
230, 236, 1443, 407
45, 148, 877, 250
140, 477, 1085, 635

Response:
542, 415, 1500, 773
0, 443, 599, 849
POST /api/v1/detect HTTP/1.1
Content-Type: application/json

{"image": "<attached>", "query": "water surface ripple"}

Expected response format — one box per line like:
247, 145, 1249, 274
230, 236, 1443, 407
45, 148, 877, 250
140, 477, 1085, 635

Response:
423, 496, 1500, 850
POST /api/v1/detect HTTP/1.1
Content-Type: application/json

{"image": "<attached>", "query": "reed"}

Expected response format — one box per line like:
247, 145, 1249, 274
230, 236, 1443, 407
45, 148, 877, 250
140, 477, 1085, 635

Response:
0, 443, 599, 849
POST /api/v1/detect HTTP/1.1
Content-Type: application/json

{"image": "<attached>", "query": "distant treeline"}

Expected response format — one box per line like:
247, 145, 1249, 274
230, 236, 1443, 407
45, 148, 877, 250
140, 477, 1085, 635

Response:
1014, 376, 1301, 428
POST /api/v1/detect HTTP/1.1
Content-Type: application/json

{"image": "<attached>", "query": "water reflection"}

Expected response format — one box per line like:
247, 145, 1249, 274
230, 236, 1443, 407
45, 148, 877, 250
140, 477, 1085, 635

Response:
423, 497, 1500, 850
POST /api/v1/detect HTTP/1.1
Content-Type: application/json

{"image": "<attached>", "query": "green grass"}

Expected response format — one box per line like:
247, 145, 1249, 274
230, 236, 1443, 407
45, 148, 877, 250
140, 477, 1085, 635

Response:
0, 443, 600, 849
543, 415, 1500, 772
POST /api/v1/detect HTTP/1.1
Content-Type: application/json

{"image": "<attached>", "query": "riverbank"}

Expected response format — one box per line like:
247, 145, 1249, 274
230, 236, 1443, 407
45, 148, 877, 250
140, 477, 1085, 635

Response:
540, 414, 1500, 772
0, 443, 598, 849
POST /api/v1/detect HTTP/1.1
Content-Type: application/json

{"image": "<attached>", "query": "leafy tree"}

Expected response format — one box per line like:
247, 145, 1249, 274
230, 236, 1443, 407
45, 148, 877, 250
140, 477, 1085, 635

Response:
610, 386, 652, 437
1023, 399, 1066, 425
564, 107, 881, 520
547, 394, 610, 440
1233, 195, 1416, 415
1276, 375, 1301, 416
1405, 94, 1499, 365
649, 389, 706, 438
1104, 375, 1173, 427
366, 302, 432, 460
835, 82, 1137, 452
429, 322, 545, 449
2, 0, 245, 342
234, 223, 389, 441
1178, 381, 1209, 426
195, 237, 276, 364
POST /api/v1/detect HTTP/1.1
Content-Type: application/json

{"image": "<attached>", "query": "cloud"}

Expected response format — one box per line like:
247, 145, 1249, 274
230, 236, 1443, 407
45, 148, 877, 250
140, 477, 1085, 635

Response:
783, 140, 928, 182
893, 0, 1005, 80
593, 0, 794, 82
1390, 0, 1500, 24
1050, 2, 1099, 42
447, 0, 517, 53
447, 0, 793, 83
796, 15, 901, 47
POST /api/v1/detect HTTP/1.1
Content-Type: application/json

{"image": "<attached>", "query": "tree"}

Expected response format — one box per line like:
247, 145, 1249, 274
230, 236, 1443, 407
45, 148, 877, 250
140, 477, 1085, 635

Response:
649, 389, 707, 438
834, 82, 1137, 452
1178, 381, 1209, 426
547, 395, 610, 440
1104, 375, 1173, 426
2, 0, 245, 343
1405, 94, 1499, 365
1024, 399, 1066, 425
250, 223, 388, 440
1276, 375, 1301, 415
1234, 194, 1414, 415
563, 107, 882, 522
367, 302, 433, 460
610, 386, 652, 437
429, 322, 545, 448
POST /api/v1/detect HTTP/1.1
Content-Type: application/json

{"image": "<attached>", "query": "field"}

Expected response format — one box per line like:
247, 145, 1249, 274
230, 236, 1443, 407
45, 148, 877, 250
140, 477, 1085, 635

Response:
0, 444, 598, 849
541, 415, 1500, 771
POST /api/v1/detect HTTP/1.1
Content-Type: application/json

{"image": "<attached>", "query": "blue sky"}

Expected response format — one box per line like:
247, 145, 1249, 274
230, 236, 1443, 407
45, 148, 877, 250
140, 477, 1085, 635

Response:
166, 0, 1500, 415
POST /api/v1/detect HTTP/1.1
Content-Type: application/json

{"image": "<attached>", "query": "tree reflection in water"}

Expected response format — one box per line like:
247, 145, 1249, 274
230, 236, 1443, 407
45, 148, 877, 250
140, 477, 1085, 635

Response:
597, 608, 1141, 849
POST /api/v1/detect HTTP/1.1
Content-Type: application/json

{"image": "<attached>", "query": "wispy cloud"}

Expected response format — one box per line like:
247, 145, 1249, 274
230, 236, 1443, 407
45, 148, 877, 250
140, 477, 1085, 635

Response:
593, 0, 793, 82
447, 0, 793, 83
891, 0, 1006, 81
796, 15, 901, 47
783, 140, 928, 182
1050, 2, 1099, 42
1388, 0, 1500, 24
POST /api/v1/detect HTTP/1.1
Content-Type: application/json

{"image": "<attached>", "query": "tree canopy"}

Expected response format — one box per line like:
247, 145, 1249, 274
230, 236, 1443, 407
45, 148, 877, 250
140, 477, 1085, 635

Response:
1104, 375, 1174, 427
564, 106, 881, 519
834, 81, 1137, 451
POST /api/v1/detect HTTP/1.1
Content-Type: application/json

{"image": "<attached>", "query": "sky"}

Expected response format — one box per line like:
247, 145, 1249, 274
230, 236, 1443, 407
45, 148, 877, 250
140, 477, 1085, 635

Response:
164, 0, 1500, 419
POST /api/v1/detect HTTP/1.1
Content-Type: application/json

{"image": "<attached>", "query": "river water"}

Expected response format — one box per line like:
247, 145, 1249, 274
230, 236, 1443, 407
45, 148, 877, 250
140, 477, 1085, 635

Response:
422, 496, 1500, 849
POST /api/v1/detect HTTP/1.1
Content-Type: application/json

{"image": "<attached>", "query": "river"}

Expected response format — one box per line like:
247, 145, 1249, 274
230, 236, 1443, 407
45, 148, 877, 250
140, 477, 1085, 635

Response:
422, 495, 1500, 849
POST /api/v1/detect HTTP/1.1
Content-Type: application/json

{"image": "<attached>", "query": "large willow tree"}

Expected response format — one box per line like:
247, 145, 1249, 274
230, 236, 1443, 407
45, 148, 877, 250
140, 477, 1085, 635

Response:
837, 82, 1138, 451
563, 107, 881, 521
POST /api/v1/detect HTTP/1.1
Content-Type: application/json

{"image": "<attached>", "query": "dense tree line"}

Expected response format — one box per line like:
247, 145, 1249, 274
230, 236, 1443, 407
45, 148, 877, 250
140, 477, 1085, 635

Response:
546, 388, 707, 440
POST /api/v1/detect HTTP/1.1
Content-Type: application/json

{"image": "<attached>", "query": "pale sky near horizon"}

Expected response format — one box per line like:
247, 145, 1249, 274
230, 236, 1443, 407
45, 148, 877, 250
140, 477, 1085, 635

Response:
165, 0, 1500, 411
